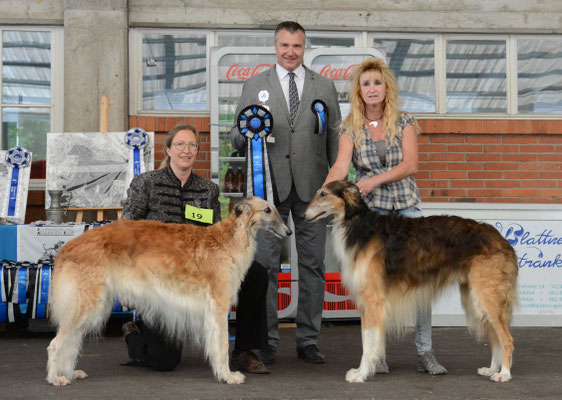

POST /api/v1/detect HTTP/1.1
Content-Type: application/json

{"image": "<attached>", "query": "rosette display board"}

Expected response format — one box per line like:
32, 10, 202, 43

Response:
46, 131, 154, 208
0, 147, 32, 223
237, 105, 275, 202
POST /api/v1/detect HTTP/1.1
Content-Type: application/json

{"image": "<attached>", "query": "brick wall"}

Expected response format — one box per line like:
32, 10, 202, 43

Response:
22, 116, 560, 224
132, 116, 561, 204
417, 119, 562, 204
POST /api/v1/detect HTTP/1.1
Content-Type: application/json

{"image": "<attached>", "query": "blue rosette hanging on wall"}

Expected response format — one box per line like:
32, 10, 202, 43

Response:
124, 128, 149, 178
237, 105, 276, 202
3, 147, 31, 220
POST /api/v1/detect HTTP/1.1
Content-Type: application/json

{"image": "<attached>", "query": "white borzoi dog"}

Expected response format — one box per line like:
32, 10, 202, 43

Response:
46, 197, 291, 386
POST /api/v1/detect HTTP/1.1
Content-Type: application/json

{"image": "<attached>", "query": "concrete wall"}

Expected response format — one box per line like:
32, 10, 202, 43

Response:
128, 0, 562, 33
63, 0, 128, 132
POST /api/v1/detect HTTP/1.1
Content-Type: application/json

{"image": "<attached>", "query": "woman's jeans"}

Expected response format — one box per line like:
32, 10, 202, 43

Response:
370, 205, 432, 355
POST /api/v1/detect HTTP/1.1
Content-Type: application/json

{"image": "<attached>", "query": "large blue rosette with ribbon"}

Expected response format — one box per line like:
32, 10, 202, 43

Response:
124, 128, 149, 179
2, 147, 31, 223
311, 99, 328, 134
237, 105, 276, 202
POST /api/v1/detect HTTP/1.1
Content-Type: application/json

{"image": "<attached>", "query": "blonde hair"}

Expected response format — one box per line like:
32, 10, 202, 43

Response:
343, 57, 410, 146
159, 124, 199, 169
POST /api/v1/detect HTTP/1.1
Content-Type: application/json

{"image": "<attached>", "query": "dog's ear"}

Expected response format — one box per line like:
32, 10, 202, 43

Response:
234, 201, 252, 217
343, 183, 363, 219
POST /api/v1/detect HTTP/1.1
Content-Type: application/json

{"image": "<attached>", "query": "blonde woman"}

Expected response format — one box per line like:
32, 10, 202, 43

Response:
323, 58, 447, 375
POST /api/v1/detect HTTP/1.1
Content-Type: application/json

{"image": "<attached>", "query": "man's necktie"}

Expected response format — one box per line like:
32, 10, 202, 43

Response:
288, 72, 299, 126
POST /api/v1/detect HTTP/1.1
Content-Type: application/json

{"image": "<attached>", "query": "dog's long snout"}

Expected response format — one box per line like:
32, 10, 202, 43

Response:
272, 218, 292, 238
304, 197, 326, 222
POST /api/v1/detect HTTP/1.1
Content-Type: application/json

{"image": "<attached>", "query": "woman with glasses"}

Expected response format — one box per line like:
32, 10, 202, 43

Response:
121, 124, 270, 374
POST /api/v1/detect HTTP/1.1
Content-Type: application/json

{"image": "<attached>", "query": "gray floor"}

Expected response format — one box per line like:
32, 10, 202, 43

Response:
1, 320, 560, 400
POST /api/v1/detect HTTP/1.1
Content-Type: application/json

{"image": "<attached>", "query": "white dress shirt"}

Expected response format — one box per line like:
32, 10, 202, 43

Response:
276, 63, 305, 112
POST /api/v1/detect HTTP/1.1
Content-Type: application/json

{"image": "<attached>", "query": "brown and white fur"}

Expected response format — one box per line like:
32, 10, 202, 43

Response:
46, 197, 291, 386
305, 181, 518, 383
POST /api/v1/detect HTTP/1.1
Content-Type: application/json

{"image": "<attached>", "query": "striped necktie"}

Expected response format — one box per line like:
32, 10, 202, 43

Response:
288, 72, 299, 126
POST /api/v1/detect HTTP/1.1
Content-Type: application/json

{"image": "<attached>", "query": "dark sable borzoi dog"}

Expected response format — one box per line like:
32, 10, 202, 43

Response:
46, 197, 291, 386
305, 181, 518, 383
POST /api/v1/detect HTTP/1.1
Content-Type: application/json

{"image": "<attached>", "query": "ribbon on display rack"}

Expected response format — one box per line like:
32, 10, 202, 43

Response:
4, 147, 31, 217
17, 263, 29, 306
125, 128, 149, 177
26, 265, 39, 319
36, 264, 51, 319
311, 99, 328, 134
0, 262, 52, 322
2, 264, 16, 323
0, 262, 8, 323
237, 105, 275, 202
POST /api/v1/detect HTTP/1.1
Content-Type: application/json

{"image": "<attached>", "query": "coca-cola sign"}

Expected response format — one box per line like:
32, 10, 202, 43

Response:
319, 64, 358, 81
224, 63, 359, 81
225, 64, 273, 81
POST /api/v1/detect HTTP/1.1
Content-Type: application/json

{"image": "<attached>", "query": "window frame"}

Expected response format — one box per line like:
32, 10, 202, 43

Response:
0, 25, 64, 189
130, 28, 363, 116
130, 28, 562, 118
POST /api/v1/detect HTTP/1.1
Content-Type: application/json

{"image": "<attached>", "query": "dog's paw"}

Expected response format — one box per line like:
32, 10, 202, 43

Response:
225, 371, 245, 384
490, 371, 511, 383
477, 367, 498, 377
47, 375, 72, 386
73, 370, 88, 379
345, 368, 366, 383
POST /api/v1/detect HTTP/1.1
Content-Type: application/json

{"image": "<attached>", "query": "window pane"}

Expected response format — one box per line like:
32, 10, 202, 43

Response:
518, 38, 562, 114
308, 35, 354, 48
2, 31, 51, 105
446, 40, 507, 113
1, 107, 50, 178
373, 38, 435, 113
218, 33, 272, 47
142, 33, 207, 111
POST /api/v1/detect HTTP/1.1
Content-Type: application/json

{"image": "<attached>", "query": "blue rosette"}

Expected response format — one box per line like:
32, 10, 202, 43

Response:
125, 128, 149, 177
5, 147, 31, 218
311, 99, 328, 134
237, 105, 275, 202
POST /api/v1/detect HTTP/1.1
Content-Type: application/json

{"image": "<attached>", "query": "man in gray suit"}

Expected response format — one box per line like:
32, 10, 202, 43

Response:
230, 21, 340, 364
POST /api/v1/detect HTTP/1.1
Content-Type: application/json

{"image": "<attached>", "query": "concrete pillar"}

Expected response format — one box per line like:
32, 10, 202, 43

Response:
63, 0, 128, 132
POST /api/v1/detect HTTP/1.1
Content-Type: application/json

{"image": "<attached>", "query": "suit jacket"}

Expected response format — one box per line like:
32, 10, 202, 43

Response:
230, 65, 341, 203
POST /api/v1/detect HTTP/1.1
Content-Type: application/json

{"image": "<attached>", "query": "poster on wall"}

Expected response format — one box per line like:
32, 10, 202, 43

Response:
45, 130, 154, 208
0, 147, 32, 224
432, 218, 562, 323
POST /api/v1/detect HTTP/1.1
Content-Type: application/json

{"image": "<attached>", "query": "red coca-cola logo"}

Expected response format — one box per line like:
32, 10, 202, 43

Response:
319, 64, 358, 81
226, 63, 273, 81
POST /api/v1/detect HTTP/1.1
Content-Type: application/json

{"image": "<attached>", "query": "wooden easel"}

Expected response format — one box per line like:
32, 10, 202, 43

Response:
68, 207, 123, 222
69, 96, 123, 222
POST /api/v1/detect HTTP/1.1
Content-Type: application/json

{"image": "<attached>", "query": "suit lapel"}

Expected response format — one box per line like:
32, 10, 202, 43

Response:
267, 66, 290, 124
293, 67, 315, 126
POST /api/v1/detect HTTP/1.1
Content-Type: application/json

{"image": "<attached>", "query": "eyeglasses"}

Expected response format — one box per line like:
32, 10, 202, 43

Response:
172, 142, 199, 151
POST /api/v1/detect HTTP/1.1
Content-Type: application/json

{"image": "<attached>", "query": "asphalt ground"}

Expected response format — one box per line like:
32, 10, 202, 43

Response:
1, 319, 560, 400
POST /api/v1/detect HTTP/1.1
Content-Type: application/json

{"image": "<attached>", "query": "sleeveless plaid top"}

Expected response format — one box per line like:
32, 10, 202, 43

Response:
349, 112, 420, 210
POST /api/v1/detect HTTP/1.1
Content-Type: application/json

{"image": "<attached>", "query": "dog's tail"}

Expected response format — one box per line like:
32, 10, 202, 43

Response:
50, 256, 113, 337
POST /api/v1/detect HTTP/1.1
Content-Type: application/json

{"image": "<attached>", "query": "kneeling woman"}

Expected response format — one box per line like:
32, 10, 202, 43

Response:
121, 124, 269, 374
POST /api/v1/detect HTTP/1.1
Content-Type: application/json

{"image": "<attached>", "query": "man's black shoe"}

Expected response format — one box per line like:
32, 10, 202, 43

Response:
259, 345, 276, 365
297, 345, 325, 364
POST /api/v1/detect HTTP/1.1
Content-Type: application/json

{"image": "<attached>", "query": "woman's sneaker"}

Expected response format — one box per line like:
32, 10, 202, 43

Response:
417, 350, 447, 375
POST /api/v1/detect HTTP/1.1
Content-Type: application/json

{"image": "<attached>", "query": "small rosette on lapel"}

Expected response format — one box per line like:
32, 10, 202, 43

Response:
311, 99, 328, 134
